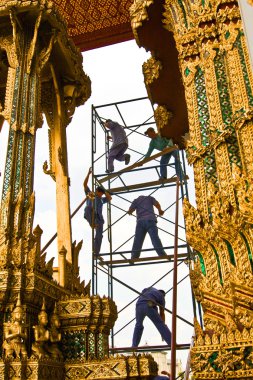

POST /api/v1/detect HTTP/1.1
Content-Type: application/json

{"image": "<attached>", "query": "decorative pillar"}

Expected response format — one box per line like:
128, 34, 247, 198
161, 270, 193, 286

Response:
130, 0, 253, 378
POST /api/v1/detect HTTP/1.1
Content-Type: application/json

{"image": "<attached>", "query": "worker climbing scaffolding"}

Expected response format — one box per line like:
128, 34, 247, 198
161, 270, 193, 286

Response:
83, 167, 112, 257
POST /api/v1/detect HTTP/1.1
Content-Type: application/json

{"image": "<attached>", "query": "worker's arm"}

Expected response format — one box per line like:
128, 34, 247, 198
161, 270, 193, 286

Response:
159, 306, 165, 323
83, 167, 92, 191
145, 140, 154, 158
154, 200, 164, 216
105, 190, 112, 201
128, 207, 135, 215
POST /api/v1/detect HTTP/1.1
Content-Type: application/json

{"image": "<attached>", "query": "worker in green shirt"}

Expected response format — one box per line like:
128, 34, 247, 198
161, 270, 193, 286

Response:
144, 127, 183, 180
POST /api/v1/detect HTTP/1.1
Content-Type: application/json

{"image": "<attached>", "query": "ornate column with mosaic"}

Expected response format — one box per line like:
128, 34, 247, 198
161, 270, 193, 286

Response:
130, 0, 253, 378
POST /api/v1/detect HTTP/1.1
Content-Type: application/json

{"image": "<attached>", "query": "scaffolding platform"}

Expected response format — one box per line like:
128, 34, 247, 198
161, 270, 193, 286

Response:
109, 343, 191, 354
107, 176, 189, 194
98, 145, 177, 184
98, 253, 188, 266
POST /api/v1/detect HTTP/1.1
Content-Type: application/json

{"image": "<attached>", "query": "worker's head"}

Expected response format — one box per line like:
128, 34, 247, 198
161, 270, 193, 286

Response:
159, 289, 166, 297
104, 119, 112, 128
144, 127, 157, 139
96, 186, 105, 197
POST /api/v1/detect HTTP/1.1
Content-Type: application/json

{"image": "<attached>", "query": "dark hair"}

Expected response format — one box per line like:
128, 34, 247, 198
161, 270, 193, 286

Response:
144, 127, 155, 135
106, 119, 112, 123
96, 186, 105, 194
159, 289, 166, 296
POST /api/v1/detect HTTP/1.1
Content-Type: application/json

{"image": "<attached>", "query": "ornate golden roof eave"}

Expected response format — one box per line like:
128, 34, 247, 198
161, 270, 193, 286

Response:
51, 0, 134, 52
72, 22, 133, 52
0, 0, 91, 106
130, 0, 189, 147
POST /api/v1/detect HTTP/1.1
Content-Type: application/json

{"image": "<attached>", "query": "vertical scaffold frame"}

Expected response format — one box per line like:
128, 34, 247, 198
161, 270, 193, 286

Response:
91, 97, 198, 376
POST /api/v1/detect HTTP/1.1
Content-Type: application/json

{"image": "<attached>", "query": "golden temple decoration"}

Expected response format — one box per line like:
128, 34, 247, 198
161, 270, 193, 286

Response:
3, 294, 28, 360
125, 0, 253, 377
129, 0, 154, 45
142, 57, 162, 85
154, 105, 173, 132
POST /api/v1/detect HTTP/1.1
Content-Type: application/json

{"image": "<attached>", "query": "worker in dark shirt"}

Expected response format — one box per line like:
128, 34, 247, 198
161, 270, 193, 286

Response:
104, 119, 130, 173
83, 167, 112, 257
132, 287, 171, 347
128, 195, 166, 260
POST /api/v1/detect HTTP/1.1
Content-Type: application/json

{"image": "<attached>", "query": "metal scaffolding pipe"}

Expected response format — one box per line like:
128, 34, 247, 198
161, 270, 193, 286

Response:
171, 178, 180, 380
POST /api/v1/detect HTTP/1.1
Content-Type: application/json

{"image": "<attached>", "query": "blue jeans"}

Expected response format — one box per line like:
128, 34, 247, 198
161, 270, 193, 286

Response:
131, 220, 166, 259
160, 150, 183, 180
132, 303, 171, 346
108, 142, 128, 172
94, 222, 103, 255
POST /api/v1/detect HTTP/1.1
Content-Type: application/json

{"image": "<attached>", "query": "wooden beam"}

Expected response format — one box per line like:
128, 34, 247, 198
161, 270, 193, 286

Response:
99, 253, 188, 265
108, 175, 188, 193
97, 145, 177, 184
109, 177, 176, 193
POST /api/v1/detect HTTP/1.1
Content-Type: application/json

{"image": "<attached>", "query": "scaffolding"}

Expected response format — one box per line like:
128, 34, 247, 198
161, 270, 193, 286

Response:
90, 97, 197, 379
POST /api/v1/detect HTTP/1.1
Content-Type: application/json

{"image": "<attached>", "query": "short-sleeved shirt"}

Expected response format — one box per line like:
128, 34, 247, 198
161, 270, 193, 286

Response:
130, 196, 157, 222
137, 287, 165, 308
107, 121, 128, 148
145, 136, 173, 158
84, 186, 108, 224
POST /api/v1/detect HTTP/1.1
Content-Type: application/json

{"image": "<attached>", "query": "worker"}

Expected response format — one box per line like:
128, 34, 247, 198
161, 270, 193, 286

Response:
132, 287, 171, 347
144, 127, 182, 180
153, 374, 170, 380
83, 167, 112, 257
128, 195, 166, 260
153, 370, 171, 379
104, 119, 130, 173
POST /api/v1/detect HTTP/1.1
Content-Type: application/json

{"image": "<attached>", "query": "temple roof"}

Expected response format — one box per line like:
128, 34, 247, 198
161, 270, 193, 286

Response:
52, 0, 134, 51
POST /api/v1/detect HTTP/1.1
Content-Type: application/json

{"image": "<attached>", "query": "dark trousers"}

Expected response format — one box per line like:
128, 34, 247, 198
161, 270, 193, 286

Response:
108, 142, 128, 172
132, 303, 171, 347
131, 220, 166, 259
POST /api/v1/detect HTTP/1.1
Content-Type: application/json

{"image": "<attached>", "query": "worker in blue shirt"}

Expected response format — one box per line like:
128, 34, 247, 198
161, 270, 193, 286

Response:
104, 119, 130, 173
144, 127, 182, 180
83, 168, 112, 257
132, 287, 171, 347
128, 195, 166, 260
153, 374, 170, 380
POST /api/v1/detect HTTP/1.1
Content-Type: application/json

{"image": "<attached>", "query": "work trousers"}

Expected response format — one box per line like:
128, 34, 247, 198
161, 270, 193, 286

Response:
132, 303, 171, 347
160, 150, 183, 180
94, 222, 103, 255
108, 142, 128, 172
131, 220, 166, 259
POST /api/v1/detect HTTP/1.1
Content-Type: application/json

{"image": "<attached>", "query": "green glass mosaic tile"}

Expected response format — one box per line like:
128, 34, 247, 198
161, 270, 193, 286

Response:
14, 132, 23, 200
240, 233, 253, 271
195, 67, 210, 147
225, 31, 230, 40
211, 244, 223, 285
196, 252, 206, 276
2, 129, 15, 201
11, 68, 21, 126
224, 239, 236, 266
185, 67, 190, 77
214, 53, 241, 168
177, 0, 188, 28
61, 330, 87, 360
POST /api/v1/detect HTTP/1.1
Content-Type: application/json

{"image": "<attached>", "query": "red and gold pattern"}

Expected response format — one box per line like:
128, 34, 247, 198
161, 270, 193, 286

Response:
52, 0, 134, 51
